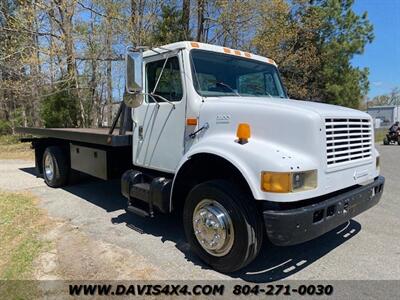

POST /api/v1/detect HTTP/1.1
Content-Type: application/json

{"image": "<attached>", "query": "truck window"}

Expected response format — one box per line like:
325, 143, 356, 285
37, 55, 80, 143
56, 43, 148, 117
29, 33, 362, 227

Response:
191, 49, 286, 98
146, 56, 183, 102
238, 72, 280, 96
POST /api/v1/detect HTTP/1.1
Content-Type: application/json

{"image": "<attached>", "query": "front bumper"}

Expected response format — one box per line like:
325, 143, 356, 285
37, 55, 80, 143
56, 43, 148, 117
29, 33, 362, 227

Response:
263, 176, 385, 246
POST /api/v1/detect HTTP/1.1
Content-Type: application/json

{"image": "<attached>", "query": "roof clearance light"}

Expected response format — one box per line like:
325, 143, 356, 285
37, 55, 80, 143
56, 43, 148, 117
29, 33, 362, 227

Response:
244, 52, 251, 58
236, 123, 251, 144
234, 50, 241, 56
223, 48, 231, 54
191, 42, 200, 48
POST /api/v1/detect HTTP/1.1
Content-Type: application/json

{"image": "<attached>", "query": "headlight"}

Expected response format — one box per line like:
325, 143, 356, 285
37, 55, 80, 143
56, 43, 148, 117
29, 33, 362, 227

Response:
261, 170, 317, 193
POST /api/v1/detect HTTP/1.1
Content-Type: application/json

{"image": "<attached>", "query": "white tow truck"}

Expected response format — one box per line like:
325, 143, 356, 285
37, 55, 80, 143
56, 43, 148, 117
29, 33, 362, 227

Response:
17, 41, 384, 273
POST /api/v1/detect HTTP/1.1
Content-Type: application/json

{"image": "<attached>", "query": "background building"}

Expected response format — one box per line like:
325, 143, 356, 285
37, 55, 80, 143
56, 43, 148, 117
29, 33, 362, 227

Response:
367, 105, 400, 128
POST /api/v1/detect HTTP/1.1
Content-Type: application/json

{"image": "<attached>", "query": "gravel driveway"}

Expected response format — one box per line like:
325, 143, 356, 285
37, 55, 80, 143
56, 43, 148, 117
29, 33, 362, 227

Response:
0, 144, 399, 282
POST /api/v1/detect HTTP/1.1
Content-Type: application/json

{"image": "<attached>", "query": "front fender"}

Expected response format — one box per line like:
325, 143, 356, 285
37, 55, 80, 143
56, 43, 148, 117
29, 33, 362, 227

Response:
174, 134, 318, 201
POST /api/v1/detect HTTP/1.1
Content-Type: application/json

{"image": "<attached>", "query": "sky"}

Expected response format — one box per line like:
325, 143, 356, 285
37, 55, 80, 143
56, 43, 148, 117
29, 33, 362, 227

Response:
110, 0, 398, 101
352, 0, 400, 98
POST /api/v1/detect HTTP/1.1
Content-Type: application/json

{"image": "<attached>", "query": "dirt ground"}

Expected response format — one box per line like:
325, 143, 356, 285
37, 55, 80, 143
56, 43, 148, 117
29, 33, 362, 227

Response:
34, 221, 167, 280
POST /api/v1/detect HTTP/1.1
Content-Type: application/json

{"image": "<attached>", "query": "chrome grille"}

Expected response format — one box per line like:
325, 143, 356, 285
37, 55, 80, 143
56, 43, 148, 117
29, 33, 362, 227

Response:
325, 118, 372, 167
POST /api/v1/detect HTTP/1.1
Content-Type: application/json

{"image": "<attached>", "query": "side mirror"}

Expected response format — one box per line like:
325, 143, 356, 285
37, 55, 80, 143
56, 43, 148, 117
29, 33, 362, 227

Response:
125, 47, 143, 95
123, 92, 144, 109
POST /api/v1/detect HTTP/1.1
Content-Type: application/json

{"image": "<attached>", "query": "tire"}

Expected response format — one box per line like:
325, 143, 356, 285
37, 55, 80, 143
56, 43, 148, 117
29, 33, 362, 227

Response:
383, 138, 389, 145
42, 146, 70, 188
183, 180, 264, 273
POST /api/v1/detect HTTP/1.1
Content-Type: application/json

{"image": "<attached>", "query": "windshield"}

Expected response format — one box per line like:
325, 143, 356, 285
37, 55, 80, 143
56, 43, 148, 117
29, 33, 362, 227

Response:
190, 49, 287, 98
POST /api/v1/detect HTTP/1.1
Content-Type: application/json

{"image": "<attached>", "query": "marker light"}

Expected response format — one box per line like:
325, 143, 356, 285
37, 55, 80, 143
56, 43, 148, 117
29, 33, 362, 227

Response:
187, 118, 198, 126
267, 58, 277, 66
191, 42, 200, 48
236, 123, 251, 144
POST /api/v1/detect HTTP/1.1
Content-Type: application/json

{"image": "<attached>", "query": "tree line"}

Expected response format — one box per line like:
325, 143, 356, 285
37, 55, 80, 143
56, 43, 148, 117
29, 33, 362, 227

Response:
0, 0, 374, 133
365, 87, 400, 109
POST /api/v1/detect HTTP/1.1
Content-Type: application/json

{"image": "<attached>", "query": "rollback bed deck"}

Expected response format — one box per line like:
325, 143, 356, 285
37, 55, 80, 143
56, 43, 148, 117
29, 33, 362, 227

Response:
15, 127, 132, 147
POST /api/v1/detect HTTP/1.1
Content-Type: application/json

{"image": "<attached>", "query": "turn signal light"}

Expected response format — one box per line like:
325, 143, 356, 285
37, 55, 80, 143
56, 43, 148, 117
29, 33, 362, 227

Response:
236, 123, 251, 144
261, 172, 291, 193
261, 170, 318, 193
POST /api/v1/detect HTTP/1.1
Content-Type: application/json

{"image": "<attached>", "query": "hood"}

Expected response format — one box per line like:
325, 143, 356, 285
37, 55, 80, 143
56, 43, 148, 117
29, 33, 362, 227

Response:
204, 96, 370, 119
198, 96, 372, 164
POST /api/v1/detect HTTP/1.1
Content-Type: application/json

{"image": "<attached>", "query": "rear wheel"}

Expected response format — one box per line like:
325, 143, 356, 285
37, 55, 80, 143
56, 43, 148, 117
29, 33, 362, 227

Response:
42, 146, 69, 188
183, 180, 264, 273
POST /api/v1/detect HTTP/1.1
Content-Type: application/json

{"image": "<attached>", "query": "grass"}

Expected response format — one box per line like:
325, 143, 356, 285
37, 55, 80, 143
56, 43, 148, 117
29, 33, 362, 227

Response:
0, 135, 33, 160
0, 191, 49, 280
374, 128, 387, 143
0, 191, 50, 298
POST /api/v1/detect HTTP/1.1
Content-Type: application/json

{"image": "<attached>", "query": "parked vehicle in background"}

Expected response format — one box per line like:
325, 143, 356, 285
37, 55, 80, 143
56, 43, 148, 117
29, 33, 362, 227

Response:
16, 41, 385, 273
383, 121, 400, 145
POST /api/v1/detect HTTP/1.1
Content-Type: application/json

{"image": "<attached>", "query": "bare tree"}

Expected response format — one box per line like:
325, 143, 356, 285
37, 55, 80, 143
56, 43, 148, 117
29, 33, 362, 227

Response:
182, 0, 190, 39
196, 0, 205, 42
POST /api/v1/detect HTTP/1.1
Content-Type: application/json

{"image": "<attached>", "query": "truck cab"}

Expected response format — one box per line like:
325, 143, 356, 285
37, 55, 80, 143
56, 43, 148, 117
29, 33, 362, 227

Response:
123, 41, 384, 272
18, 41, 385, 273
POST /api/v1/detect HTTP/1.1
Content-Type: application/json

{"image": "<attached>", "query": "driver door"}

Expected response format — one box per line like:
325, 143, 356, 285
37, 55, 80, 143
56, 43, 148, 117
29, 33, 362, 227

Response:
131, 52, 186, 173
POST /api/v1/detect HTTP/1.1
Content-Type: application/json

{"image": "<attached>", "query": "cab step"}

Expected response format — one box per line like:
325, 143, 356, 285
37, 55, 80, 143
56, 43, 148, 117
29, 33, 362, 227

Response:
130, 182, 151, 202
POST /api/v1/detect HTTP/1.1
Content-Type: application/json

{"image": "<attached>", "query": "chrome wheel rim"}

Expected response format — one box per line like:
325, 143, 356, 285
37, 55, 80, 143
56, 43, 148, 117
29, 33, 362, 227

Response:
192, 199, 234, 257
44, 154, 54, 181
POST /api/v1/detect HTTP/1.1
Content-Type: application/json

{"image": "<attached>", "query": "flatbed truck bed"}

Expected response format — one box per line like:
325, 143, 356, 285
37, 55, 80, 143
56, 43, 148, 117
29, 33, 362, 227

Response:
15, 126, 132, 181
15, 127, 132, 147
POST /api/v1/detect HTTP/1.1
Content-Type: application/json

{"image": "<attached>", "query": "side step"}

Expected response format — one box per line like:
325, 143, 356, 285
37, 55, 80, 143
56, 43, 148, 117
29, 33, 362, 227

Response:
121, 170, 172, 218
126, 205, 151, 218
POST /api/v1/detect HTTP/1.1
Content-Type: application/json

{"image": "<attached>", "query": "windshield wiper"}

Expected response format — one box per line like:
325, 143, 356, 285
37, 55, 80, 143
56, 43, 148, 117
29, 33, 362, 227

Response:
216, 82, 241, 97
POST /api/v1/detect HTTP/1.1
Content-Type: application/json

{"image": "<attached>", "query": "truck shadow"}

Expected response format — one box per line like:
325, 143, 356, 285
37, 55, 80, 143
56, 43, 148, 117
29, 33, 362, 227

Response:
115, 210, 361, 283
19, 167, 362, 282
231, 220, 361, 282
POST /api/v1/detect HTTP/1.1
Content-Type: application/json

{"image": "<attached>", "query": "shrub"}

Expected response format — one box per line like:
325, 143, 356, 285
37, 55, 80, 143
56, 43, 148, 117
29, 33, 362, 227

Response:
0, 119, 12, 135
40, 89, 79, 128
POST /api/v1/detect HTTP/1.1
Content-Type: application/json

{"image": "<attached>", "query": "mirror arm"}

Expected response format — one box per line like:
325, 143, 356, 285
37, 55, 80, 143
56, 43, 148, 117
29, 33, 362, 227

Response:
142, 92, 175, 109
150, 93, 176, 109
147, 93, 160, 108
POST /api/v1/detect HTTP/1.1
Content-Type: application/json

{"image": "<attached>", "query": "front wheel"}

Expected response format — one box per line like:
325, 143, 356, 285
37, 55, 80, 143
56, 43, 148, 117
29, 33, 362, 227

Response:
183, 180, 264, 273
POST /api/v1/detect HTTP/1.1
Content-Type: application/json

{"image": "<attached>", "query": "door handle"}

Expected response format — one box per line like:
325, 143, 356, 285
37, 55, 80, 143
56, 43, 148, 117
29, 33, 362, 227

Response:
138, 125, 144, 140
